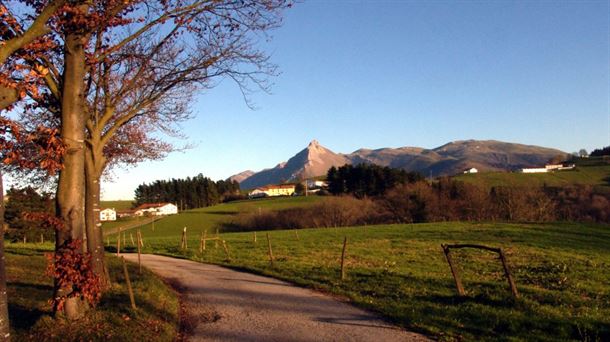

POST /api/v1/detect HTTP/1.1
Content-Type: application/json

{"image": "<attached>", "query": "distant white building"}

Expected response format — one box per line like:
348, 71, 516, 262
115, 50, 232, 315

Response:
100, 208, 117, 222
249, 184, 296, 198
134, 203, 178, 216
307, 180, 328, 188
521, 167, 548, 173
463, 168, 478, 174
522, 164, 576, 174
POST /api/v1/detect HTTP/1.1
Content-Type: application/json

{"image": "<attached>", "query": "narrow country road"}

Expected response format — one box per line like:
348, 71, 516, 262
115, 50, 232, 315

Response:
123, 254, 431, 342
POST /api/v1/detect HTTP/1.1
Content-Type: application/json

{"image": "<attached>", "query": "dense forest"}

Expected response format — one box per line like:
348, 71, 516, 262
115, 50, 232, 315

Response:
4, 187, 55, 242
326, 163, 424, 197
133, 174, 241, 210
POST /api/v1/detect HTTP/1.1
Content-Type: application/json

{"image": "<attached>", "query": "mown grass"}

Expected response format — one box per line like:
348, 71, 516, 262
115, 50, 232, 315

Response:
102, 196, 324, 239
455, 165, 610, 189
7, 243, 179, 341
100, 200, 134, 211
115, 220, 610, 341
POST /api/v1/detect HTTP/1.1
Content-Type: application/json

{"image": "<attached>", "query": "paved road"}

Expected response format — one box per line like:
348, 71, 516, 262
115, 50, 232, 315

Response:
123, 254, 431, 342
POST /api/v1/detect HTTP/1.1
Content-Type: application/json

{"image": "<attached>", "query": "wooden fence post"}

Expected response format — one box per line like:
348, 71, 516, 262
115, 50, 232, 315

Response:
340, 236, 348, 281
294, 229, 300, 241
253, 231, 257, 244
130, 233, 135, 247
180, 227, 188, 250
203, 230, 207, 251
137, 229, 142, 274
499, 248, 519, 298
117, 227, 121, 256
121, 257, 137, 310
222, 240, 231, 262
40, 234, 44, 244
215, 228, 219, 249
442, 244, 465, 296
266, 233, 274, 267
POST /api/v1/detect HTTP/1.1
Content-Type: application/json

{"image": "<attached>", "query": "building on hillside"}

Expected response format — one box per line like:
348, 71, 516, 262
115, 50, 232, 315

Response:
117, 210, 135, 218
521, 164, 576, 174
521, 167, 548, 173
134, 203, 178, 216
545, 164, 564, 171
463, 167, 478, 174
307, 180, 328, 189
100, 208, 117, 222
249, 184, 296, 198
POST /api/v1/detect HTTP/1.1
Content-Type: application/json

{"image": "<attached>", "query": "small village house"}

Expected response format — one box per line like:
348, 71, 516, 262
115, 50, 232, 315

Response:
134, 203, 178, 216
249, 184, 296, 198
463, 167, 478, 174
100, 208, 117, 222
521, 163, 576, 174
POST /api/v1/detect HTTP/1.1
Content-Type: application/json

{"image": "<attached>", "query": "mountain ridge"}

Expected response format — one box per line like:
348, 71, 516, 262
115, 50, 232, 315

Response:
234, 139, 566, 189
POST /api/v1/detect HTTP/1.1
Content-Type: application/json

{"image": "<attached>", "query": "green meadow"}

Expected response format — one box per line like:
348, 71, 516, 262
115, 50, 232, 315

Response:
104, 196, 610, 341
6, 243, 179, 341
455, 165, 610, 189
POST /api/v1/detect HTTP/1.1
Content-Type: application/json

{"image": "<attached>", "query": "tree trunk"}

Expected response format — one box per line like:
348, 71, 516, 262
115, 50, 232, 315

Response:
0, 86, 18, 112
54, 30, 88, 320
0, 172, 11, 340
85, 146, 109, 286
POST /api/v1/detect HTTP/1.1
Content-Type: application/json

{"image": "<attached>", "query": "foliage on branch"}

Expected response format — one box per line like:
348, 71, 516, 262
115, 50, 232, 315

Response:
46, 239, 102, 312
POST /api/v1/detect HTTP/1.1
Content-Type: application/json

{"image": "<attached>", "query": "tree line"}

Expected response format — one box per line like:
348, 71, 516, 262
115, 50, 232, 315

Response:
133, 175, 240, 210
228, 180, 609, 232
326, 163, 424, 197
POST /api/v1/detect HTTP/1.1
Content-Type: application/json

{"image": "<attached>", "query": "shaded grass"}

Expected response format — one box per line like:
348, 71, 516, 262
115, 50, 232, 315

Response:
128, 221, 610, 341
6, 243, 179, 341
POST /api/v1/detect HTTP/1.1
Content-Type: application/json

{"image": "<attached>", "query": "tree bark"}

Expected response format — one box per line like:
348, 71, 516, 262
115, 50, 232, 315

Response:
54, 30, 88, 320
0, 87, 18, 112
84, 144, 109, 286
0, 172, 11, 340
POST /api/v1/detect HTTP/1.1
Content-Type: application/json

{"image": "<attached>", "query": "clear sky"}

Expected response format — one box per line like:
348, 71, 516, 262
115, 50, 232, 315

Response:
98, 0, 609, 200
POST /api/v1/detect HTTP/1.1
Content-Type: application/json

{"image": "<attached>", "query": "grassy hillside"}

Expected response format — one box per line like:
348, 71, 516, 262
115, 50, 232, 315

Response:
455, 165, 610, 188
100, 200, 133, 210
109, 210, 610, 341
7, 243, 179, 341
103, 196, 324, 238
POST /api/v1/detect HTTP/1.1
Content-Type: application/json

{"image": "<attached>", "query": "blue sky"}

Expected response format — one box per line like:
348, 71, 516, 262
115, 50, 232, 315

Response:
98, 0, 609, 200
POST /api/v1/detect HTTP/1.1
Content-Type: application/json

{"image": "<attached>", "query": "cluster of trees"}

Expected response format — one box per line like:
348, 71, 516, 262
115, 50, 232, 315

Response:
590, 146, 610, 157
228, 179, 610, 232
4, 187, 55, 242
0, 0, 291, 325
327, 164, 424, 197
134, 175, 240, 210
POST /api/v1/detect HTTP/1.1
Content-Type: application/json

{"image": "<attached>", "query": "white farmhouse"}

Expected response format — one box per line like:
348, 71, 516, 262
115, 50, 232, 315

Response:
134, 202, 178, 216
156, 203, 178, 215
521, 167, 548, 173
463, 168, 478, 174
100, 208, 117, 222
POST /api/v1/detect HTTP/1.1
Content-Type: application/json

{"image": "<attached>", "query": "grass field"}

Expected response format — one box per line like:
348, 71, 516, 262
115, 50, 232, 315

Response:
108, 206, 610, 341
102, 196, 324, 238
100, 200, 134, 210
455, 165, 610, 189
7, 243, 179, 341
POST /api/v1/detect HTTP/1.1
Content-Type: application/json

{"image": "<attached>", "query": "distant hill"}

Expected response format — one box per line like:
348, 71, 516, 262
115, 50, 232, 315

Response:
232, 139, 566, 189
228, 170, 255, 183
240, 140, 350, 189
